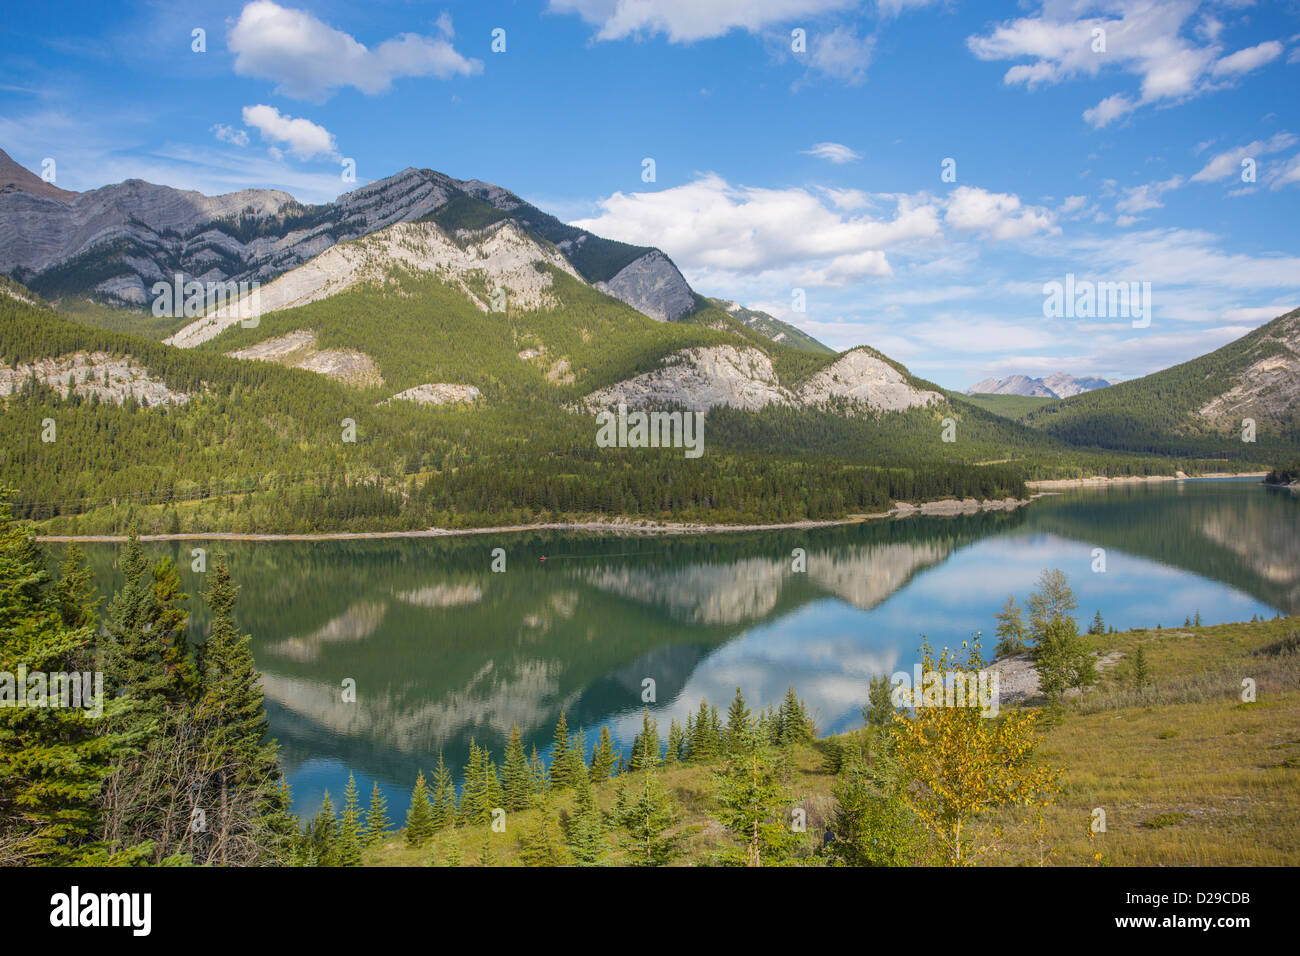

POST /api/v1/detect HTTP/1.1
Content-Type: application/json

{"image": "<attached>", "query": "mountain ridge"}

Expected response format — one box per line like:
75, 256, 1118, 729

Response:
966, 372, 1112, 399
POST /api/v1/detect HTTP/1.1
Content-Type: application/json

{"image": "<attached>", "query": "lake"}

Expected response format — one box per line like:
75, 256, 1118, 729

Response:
61, 478, 1298, 818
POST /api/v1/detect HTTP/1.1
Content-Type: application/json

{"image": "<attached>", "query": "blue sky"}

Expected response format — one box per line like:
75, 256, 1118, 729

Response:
3, 0, 1299, 389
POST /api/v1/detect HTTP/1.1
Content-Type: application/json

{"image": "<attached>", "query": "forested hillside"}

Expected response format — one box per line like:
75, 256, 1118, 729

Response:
1021, 308, 1300, 460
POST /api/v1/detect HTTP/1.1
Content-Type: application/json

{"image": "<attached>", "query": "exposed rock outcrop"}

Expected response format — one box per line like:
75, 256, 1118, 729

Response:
0, 351, 192, 405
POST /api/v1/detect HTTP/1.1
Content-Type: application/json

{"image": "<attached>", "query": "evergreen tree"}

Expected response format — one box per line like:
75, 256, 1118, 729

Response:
589, 726, 617, 783
777, 686, 813, 745
529, 744, 548, 792
309, 790, 339, 865
690, 698, 717, 760
629, 709, 661, 771
565, 764, 605, 866
460, 740, 486, 825
0, 502, 128, 864
1088, 610, 1106, 635
103, 532, 192, 730
713, 729, 799, 866
198, 556, 282, 804
476, 830, 496, 867
517, 790, 571, 866
549, 712, 575, 789
1131, 644, 1151, 689
430, 752, 457, 830
51, 542, 98, 630
405, 771, 435, 847
501, 725, 532, 811
726, 687, 753, 754
665, 719, 685, 765
336, 773, 363, 866
617, 769, 680, 867
363, 782, 392, 847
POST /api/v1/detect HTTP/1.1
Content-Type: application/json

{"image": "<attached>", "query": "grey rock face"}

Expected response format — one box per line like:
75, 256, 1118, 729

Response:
0, 155, 704, 324
595, 251, 695, 322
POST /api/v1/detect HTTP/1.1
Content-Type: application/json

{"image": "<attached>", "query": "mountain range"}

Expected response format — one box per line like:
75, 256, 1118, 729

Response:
1, 149, 1297, 533
965, 373, 1112, 399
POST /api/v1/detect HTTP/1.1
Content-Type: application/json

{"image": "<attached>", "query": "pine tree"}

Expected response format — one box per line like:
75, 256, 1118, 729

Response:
665, 719, 684, 765
103, 532, 193, 730
1131, 644, 1151, 689
476, 830, 496, 867
198, 556, 281, 802
405, 771, 435, 847
336, 773, 363, 866
363, 782, 392, 847
565, 764, 605, 866
617, 769, 680, 867
517, 791, 571, 866
529, 744, 548, 792
549, 712, 575, 789
726, 687, 753, 754
310, 790, 339, 865
563, 727, 589, 786
0, 503, 129, 864
777, 686, 813, 745
501, 725, 532, 811
460, 740, 485, 825
589, 726, 616, 783
51, 542, 98, 630
1088, 610, 1106, 635
713, 729, 798, 866
430, 752, 457, 830
629, 709, 661, 771
690, 698, 716, 760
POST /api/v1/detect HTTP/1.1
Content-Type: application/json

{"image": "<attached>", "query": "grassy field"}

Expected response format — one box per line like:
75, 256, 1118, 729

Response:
360, 615, 1300, 866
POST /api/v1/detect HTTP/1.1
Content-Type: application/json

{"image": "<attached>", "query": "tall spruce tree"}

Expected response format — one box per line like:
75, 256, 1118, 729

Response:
336, 773, 363, 866
405, 771, 435, 847
617, 769, 680, 867
0, 503, 129, 864
363, 782, 392, 847
501, 725, 532, 811
589, 726, 617, 783
726, 687, 753, 754
430, 752, 458, 830
549, 712, 575, 789
628, 710, 661, 771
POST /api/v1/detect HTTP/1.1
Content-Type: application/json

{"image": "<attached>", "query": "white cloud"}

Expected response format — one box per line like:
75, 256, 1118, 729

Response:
1115, 175, 1183, 215
968, 2, 1285, 128
211, 123, 249, 148
242, 104, 339, 161
229, 1, 481, 102
1211, 40, 1283, 77
807, 25, 874, 85
1190, 133, 1297, 182
547, 0, 857, 44
1271, 153, 1300, 190
571, 174, 943, 286
803, 141, 861, 163
943, 186, 1058, 240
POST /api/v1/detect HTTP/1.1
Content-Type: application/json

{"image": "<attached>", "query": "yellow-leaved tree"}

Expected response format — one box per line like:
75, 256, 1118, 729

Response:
889, 639, 1061, 865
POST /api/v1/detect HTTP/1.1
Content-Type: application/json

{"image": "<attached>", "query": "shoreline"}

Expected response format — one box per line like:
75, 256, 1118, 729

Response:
30, 472, 1266, 544
1025, 471, 1265, 490
34, 495, 1038, 543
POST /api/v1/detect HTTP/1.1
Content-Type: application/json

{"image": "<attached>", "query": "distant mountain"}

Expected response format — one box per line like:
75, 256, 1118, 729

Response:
966, 372, 1111, 399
